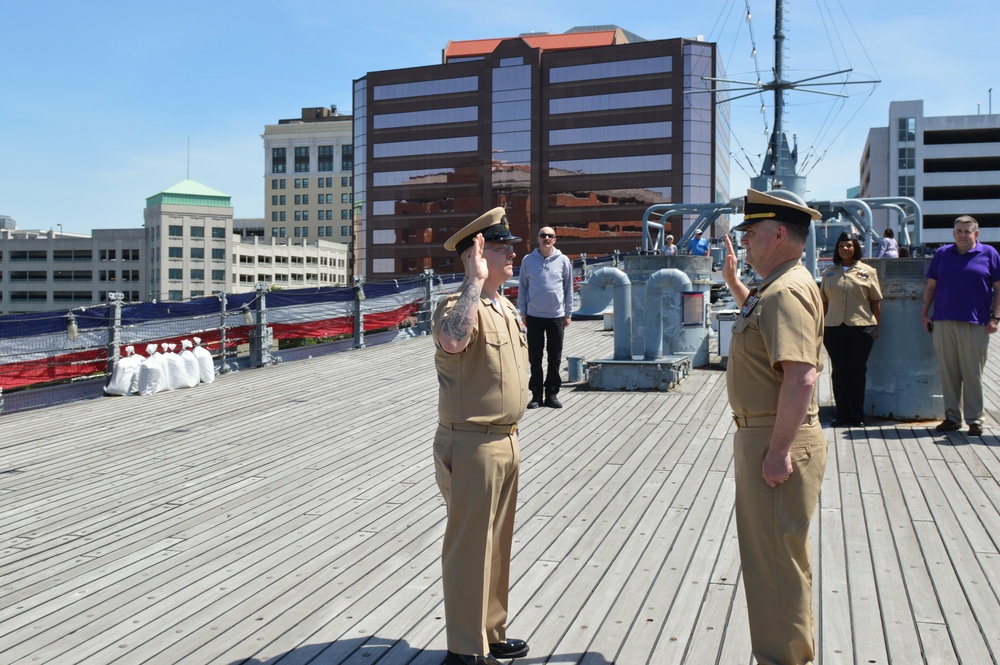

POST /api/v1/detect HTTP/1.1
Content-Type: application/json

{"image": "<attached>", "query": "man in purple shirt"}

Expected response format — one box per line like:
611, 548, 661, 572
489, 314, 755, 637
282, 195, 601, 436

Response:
921, 215, 1000, 436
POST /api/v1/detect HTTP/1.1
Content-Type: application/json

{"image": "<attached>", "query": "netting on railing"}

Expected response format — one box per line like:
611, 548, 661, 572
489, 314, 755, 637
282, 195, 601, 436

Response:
0, 254, 606, 411
0, 277, 433, 393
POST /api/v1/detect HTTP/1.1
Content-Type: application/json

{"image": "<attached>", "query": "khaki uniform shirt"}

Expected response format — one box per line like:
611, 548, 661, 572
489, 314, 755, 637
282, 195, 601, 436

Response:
726, 259, 824, 418
820, 262, 882, 326
433, 292, 529, 426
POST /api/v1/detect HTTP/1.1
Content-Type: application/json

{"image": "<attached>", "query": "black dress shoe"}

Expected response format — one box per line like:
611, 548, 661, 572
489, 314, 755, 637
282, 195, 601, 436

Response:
968, 423, 983, 436
851, 419, 866, 427
544, 395, 562, 409
527, 398, 541, 409
935, 419, 961, 432
489, 638, 530, 659
444, 652, 501, 665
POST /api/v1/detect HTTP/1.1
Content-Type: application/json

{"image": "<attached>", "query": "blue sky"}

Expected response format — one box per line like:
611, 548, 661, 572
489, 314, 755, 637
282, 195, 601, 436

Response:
1, 0, 996, 234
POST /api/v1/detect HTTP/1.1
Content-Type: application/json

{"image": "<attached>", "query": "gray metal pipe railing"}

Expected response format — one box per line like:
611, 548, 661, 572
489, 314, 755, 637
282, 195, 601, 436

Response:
585, 267, 632, 360
643, 269, 693, 360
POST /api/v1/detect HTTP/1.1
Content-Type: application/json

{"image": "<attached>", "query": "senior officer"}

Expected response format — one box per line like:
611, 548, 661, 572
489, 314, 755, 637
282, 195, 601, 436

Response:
433, 208, 531, 665
722, 188, 827, 665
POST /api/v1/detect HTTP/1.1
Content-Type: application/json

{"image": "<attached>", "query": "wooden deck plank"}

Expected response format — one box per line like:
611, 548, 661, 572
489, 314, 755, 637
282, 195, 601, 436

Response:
2, 319, 1000, 664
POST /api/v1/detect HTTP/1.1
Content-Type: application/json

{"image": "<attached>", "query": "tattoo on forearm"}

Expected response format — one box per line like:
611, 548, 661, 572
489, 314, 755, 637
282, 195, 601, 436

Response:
442, 283, 480, 342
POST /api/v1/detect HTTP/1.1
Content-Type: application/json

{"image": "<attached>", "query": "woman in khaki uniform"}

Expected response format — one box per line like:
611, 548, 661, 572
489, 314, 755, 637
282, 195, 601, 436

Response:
820, 232, 882, 426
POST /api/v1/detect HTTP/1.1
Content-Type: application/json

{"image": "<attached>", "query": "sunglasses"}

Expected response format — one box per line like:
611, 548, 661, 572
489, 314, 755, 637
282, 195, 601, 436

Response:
538, 233, 556, 239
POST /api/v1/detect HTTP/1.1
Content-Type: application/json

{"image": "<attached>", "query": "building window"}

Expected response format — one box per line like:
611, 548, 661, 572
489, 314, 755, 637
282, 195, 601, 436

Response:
99, 270, 117, 282
302, 211, 309, 221
302, 226, 309, 236
190, 226, 205, 238
191, 247, 205, 259
279, 179, 286, 189
341, 210, 350, 220
342, 226, 350, 236
212, 248, 225, 260
898, 117, 916, 142
295, 179, 301, 188
168, 290, 183, 301
272, 147, 286, 173
326, 226, 333, 236
318, 178, 325, 188
342, 144, 353, 171
169, 268, 183, 280
271, 179, 279, 189
295, 227, 301, 237
898, 175, 915, 197
898, 147, 915, 170
272, 211, 278, 221
279, 227, 286, 237
190, 269, 204, 280
169, 225, 183, 236
341, 193, 350, 204
169, 246, 183, 258
295, 195, 302, 205
341, 177, 349, 187
124, 249, 140, 260
99, 249, 117, 261
294, 146, 310, 172
295, 211, 302, 221
212, 269, 226, 281
318, 226, 325, 236
212, 227, 225, 239
318, 145, 334, 172
53, 291, 92, 302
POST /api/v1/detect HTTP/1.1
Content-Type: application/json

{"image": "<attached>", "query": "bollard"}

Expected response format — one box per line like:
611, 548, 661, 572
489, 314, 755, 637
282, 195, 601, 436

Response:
567, 357, 586, 383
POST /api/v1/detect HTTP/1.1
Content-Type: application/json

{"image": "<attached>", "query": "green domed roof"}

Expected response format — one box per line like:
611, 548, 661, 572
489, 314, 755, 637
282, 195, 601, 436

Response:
146, 179, 231, 208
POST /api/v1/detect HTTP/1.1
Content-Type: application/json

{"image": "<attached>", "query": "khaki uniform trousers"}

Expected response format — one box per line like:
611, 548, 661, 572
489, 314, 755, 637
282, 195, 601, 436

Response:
932, 319, 990, 426
434, 423, 520, 656
734, 419, 827, 665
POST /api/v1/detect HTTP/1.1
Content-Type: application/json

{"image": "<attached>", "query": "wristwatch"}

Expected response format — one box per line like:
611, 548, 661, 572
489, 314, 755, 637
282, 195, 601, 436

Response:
991, 315, 1000, 323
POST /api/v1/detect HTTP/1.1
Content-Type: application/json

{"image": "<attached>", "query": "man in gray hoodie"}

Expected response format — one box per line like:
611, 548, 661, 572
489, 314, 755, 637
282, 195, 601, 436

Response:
518, 226, 574, 409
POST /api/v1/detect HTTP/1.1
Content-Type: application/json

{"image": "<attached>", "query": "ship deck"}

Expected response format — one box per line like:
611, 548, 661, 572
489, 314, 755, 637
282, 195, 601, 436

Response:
1, 320, 999, 664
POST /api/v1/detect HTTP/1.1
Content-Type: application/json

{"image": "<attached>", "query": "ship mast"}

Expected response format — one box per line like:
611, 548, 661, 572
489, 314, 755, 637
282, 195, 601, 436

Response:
750, 0, 806, 196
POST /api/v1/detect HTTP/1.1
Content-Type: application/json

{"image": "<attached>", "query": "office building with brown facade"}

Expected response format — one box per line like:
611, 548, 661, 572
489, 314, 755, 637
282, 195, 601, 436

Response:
352, 26, 730, 278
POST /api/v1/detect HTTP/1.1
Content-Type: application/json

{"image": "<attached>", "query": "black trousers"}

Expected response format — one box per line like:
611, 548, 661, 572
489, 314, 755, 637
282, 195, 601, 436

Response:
823, 324, 876, 422
526, 315, 564, 399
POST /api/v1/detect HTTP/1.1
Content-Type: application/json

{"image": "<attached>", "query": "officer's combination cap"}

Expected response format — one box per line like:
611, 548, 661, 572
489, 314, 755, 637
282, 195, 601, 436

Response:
735, 188, 822, 231
444, 207, 523, 254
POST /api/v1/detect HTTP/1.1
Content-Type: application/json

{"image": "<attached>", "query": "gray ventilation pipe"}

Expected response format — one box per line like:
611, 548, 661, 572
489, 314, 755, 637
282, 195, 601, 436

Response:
585, 267, 632, 360
644, 268, 693, 360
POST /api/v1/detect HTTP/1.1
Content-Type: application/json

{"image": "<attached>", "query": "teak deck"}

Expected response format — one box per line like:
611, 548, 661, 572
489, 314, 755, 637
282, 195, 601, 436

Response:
1, 320, 999, 664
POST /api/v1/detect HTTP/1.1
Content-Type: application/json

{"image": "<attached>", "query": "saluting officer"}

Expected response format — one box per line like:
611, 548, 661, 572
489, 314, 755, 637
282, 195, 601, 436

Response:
722, 189, 827, 665
432, 208, 531, 665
